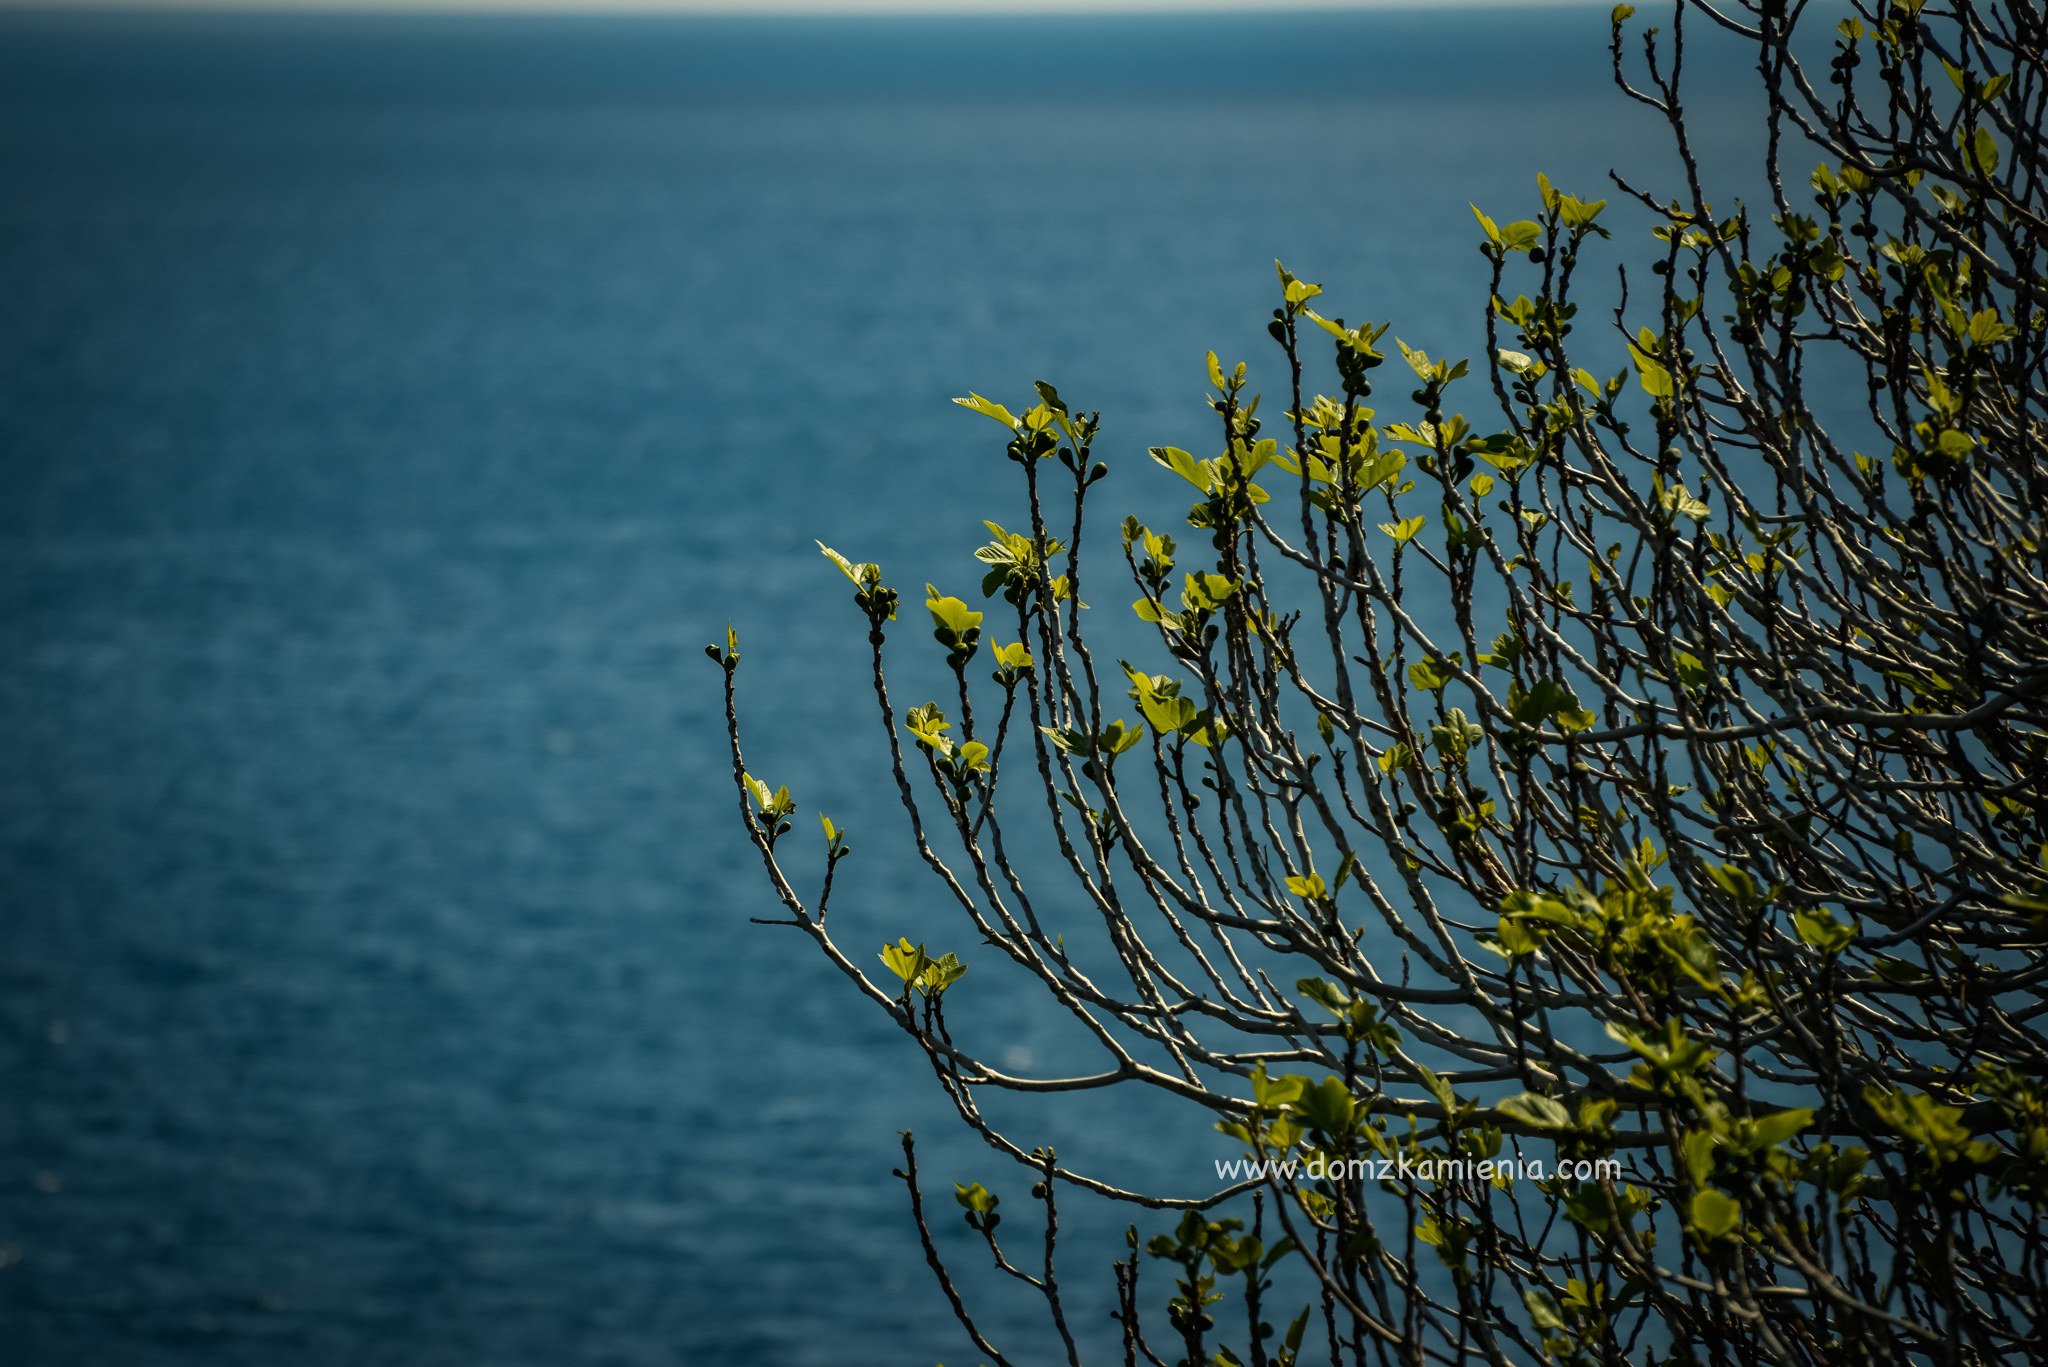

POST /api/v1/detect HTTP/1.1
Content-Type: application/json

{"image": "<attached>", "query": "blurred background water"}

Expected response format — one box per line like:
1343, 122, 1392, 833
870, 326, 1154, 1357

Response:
0, 8, 1756, 1363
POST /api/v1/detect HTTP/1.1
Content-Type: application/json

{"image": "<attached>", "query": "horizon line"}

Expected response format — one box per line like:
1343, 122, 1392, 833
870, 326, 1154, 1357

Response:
0, 0, 1611, 14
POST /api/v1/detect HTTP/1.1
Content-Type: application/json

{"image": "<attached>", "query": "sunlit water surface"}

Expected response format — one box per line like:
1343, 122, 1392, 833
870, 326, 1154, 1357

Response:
0, 11, 1757, 1363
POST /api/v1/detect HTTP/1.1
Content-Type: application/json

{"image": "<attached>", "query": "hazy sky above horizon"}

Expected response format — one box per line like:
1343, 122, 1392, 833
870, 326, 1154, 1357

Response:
0, 0, 1609, 12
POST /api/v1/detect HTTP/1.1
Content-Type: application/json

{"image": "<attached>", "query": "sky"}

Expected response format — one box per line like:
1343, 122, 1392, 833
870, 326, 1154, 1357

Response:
0, 0, 1609, 12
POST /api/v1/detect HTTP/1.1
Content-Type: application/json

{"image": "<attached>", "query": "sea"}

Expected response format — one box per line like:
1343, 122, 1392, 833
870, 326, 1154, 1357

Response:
0, 8, 1760, 1364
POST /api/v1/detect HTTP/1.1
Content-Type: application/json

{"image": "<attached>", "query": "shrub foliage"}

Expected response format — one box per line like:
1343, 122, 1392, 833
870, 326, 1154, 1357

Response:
716, 2, 2048, 1362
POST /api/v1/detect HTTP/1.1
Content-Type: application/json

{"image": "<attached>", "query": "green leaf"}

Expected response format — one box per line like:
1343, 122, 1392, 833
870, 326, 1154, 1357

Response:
1408, 654, 1459, 694
1750, 1108, 1812, 1149
1293, 1076, 1355, 1134
1379, 515, 1427, 543
1396, 338, 1435, 379
925, 585, 984, 636
1563, 1186, 1613, 1236
919, 950, 968, 996
1629, 331, 1675, 398
1135, 689, 1200, 738
881, 937, 931, 984
1182, 571, 1239, 613
1862, 1086, 1995, 1165
1966, 308, 2015, 347
1296, 978, 1350, 1016
1043, 720, 1144, 762
1524, 1289, 1566, 1332
1960, 125, 2000, 177
1657, 477, 1710, 522
1333, 851, 1361, 892
1872, 954, 1931, 985
1496, 1092, 1573, 1130
905, 702, 954, 756
1252, 1067, 1307, 1111
1498, 220, 1542, 253
1431, 708, 1483, 761
953, 393, 1018, 428
1495, 919, 1543, 958
991, 641, 1034, 678
1414, 1064, 1457, 1114
1101, 720, 1146, 757
817, 541, 878, 587
1149, 445, 1209, 491
1793, 907, 1858, 954
1509, 677, 1583, 729
1276, 260, 1322, 306
1689, 1189, 1740, 1240
1558, 195, 1607, 230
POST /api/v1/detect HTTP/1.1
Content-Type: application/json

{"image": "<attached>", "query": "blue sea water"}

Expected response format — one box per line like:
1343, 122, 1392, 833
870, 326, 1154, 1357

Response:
0, 10, 1759, 1364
